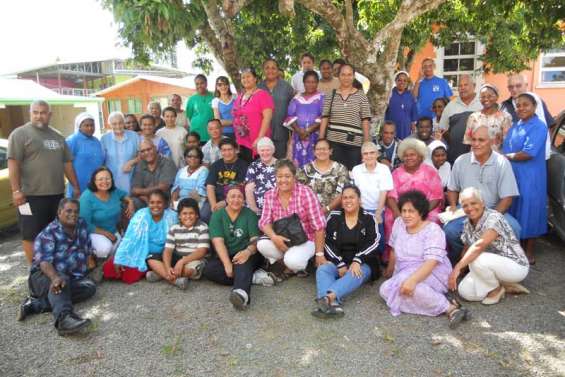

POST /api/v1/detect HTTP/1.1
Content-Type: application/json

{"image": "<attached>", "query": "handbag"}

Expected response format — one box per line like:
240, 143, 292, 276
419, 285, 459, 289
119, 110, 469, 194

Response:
272, 213, 308, 247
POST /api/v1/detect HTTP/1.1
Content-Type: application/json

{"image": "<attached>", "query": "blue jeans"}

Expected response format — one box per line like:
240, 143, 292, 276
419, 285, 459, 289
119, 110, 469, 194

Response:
316, 263, 371, 303
443, 212, 522, 265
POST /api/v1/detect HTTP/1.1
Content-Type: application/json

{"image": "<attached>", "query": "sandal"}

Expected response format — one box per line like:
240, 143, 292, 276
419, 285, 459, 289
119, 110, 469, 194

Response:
445, 291, 471, 327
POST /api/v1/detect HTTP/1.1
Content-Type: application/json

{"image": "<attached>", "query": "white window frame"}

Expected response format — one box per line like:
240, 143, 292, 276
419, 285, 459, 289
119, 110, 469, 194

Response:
538, 49, 565, 88
435, 39, 485, 94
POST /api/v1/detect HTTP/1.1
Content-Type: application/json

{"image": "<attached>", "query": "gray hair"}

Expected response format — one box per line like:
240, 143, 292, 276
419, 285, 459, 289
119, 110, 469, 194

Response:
459, 187, 484, 205
397, 138, 428, 160
58, 198, 79, 212
361, 141, 380, 155
108, 111, 125, 124
459, 74, 475, 86
147, 101, 161, 111
30, 99, 50, 111
256, 137, 275, 151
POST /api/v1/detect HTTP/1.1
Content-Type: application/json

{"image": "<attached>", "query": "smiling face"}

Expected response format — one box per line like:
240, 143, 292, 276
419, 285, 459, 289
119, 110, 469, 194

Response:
400, 201, 424, 229
320, 62, 333, 80
303, 74, 318, 94
258, 145, 274, 162
141, 117, 156, 136
139, 140, 157, 163
422, 59, 435, 78
58, 201, 79, 228
263, 60, 279, 81
79, 118, 95, 137
461, 195, 485, 223
362, 147, 378, 166
507, 75, 527, 98
109, 115, 125, 135
432, 100, 446, 118
314, 140, 331, 162
338, 65, 355, 88
403, 149, 423, 170
341, 187, 361, 214
186, 135, 200, 149
226, 188, 244, 211
207, 121, 222, 140
163, 110, 177, 127
301, 56, 314, 71
479, 87, 498, 110
516, 96, 536, 121
431, 147, 447, 169
216, 79, 230, 95
125, 115, 138, 131
94, 169, 113, 192
470, 126, 492, 160
395, 73, 409, 92
30, 103, 51, 126
185, 150, 201, 169
195, 78, 208, 95
179, 206, 198, 228
148, 193, 166, 218
416, 119, 433, 141
149, 103, 161, 118
275, 166, 295, 194
458, 75, 475, 101
241, 71, 258, 90
220, 143, 237, 163
169, 95, 182, 110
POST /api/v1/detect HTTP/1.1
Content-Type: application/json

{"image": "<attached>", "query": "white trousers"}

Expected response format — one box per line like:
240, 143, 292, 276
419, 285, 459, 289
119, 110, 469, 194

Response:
257, 239, 315, 272
90, 233, 120, 258
458, 252, 529, 301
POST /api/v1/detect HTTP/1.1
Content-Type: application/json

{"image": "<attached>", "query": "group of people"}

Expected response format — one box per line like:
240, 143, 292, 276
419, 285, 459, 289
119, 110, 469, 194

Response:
8, 53, 551, 336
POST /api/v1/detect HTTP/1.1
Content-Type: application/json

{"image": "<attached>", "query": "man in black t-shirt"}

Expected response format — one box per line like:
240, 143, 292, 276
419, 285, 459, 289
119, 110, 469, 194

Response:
206, 139, 249, 211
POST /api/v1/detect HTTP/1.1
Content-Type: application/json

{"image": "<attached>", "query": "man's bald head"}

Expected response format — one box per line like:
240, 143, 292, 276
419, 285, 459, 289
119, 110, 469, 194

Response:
507, 74, 528, 98
458, 74, 475, 101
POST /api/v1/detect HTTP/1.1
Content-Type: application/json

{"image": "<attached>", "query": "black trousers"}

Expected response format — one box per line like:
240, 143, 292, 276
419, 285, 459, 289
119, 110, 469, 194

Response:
202, 253, 263, 301
330, 142, 361, 170
28, 270, 96, 322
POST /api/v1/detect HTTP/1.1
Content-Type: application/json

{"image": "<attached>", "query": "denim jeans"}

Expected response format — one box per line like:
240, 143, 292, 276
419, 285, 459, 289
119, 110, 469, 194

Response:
443, 212, 522, 265
316, 262, 371, 303
28, 270, 96, 322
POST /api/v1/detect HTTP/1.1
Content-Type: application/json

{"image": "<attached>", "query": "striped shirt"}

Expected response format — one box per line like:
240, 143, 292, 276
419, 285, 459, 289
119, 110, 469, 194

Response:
165, 220, 210, 256
322, 90, 371, 146
259, 183, 326, 241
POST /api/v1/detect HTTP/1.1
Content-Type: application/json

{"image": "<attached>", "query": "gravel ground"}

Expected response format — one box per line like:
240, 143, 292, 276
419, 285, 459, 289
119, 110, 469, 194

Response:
0, 230, 564, 377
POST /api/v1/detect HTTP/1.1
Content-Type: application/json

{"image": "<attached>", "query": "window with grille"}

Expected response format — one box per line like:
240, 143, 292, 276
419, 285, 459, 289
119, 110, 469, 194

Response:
441, 41, 481, 88
540, 49, 565, 85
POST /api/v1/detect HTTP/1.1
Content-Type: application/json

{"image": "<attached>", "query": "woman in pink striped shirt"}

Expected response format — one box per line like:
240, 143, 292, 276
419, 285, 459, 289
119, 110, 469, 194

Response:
257, 159, 326, 277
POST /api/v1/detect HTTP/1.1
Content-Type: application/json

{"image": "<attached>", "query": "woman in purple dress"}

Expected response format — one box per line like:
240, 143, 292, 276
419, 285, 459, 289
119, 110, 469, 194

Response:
284, 70, 324, 167
380, 190, 470, 329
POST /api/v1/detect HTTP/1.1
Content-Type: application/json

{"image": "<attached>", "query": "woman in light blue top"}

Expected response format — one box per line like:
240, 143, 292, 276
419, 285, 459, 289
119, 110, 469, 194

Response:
100, 111, 140, 192
79, 167, 135, 258
171, 147, 210, 222
65, 112, 105, 197
212, 76, 236, 138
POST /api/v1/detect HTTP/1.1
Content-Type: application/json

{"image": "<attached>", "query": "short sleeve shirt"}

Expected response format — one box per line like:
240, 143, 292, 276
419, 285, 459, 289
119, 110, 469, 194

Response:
8, 123, 73, 195
131, 155, 177, 192
296, 161, 350, 208
165, 220, 210, 256
208, 207, 259, 256
244, 159, 277, 212
447, 151, 519, 208
156, 126, 188, 168
416, 76, 453, 119
205, 158, 249, 201
350, 162, 394, 211
461, 209, 528, 266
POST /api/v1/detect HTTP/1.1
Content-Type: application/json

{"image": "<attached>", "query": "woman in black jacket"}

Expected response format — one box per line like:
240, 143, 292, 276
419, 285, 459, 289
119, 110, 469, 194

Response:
312, 185, 380, 318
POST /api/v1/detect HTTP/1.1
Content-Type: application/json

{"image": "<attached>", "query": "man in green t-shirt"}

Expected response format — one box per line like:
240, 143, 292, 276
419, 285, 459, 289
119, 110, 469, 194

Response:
203, 185, 274, 310
185, 74, 214, 143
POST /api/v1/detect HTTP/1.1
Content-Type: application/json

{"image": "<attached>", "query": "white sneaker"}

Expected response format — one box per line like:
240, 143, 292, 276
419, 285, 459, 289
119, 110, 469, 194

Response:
252, 268, 275, 287
145, 271, 162, 282
229, 289, 249, 310
174, 277, 189, 290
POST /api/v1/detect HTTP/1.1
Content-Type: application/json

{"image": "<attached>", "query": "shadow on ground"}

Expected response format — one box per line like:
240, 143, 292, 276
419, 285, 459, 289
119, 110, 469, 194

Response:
0, 231, 564, 377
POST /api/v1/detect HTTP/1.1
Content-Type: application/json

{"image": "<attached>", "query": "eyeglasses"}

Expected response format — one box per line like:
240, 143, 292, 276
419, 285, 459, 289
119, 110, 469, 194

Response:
216, 82, 228, 87
139, 148, 153, 154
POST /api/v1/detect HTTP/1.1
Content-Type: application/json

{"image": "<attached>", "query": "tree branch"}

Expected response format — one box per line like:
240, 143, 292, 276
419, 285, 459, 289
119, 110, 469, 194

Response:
372, 0, 446, 51
344, 0, 355, 34
278, 0, 295, 17
222, 0, 250, 17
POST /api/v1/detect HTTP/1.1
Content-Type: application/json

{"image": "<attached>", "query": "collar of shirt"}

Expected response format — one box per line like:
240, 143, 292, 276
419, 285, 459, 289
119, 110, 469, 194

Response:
455, 95, 480, 108
470, 150, 498, 166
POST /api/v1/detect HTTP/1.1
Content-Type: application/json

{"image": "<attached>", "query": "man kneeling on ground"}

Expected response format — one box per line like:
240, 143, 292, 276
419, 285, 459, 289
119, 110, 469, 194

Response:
17, 198, 96, 336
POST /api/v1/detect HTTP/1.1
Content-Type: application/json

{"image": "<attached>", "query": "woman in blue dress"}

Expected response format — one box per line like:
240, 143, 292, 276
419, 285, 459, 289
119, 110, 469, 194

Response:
502, 93, 547, 265
385, 71, 418, 140
100, 112, 140, 193
65, 112, 105, 197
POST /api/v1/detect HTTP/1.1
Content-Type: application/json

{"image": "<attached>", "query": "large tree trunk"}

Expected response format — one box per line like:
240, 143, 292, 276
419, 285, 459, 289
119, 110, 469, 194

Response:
200, 0, 243, 90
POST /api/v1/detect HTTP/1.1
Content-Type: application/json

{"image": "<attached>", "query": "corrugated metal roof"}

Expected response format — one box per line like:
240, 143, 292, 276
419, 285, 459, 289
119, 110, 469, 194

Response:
94, 74, 196, 96
0, 79, 103, 104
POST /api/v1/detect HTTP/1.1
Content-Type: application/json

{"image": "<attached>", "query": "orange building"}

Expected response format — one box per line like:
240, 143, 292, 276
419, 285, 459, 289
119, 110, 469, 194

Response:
95, 75, 196, 127
408, 42, 564, 117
